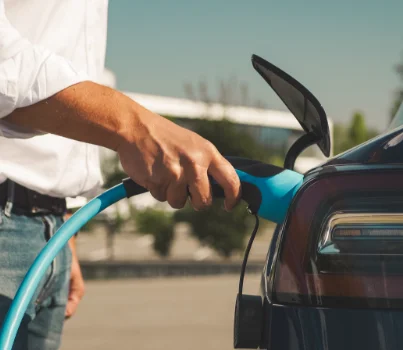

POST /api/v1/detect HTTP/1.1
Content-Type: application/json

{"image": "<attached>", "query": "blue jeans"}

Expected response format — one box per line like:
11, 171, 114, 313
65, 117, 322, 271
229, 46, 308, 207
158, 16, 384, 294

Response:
0, 209, 72, 350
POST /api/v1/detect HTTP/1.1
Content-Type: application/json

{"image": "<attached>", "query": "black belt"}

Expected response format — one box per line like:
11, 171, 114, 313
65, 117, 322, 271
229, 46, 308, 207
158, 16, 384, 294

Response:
0, 180, 66, 216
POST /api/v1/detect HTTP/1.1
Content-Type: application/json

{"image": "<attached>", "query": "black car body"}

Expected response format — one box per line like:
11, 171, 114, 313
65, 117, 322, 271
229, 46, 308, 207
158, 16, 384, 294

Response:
250, 55, 403, 350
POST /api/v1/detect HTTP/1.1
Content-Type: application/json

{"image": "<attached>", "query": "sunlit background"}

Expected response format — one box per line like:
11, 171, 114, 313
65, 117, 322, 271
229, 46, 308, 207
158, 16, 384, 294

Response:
62, 1, 403, 349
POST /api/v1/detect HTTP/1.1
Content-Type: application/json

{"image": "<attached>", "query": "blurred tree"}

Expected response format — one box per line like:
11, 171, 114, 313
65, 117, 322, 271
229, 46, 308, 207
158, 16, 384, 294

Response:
168, 79, 277, 258
333, 124, 348, 155
333, 112, 378, 155
390, 93, 403, 121
174, 201, 253, 258
190, 118, 269, 162
172, 117, 270, 258
101, 151, 126, 188
349, 112, 367, 146
104, 208, 125, 260
98, 152, 132, 258
183, 76, 267, 109
390, 57, 403, 121
135, 207, 175, 257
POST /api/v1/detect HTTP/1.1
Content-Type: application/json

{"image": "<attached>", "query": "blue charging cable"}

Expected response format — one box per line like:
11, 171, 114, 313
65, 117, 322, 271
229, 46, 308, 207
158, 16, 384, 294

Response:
0, 184, 127, 350
0, 159, 304, 349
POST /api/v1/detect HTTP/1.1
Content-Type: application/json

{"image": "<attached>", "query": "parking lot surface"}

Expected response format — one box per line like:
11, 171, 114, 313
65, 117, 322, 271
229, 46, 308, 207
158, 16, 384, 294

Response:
62, 275, 261, 350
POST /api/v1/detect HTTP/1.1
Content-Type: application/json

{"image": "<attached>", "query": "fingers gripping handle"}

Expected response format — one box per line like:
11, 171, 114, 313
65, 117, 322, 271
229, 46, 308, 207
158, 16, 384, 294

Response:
122, 158, 304, 223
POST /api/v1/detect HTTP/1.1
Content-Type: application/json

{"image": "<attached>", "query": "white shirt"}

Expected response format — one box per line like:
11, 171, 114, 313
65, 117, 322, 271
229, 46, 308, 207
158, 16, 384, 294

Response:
0, 0, 108, 198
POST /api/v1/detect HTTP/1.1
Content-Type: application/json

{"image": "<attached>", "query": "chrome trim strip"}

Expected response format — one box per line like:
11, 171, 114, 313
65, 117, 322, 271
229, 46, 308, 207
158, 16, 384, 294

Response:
319, 212, 403, 251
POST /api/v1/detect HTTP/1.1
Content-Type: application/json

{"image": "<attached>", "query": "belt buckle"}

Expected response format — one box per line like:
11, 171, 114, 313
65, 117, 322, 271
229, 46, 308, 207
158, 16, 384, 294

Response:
31, 193, 39, 214
31, 206, 49, 215
27, 188, 65, 216
30, 194, 50, 215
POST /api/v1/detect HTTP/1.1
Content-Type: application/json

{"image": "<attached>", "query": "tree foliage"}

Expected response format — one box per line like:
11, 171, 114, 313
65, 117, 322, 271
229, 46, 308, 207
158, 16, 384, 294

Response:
104, 208, 126, 260
184, 76, 267, 109
349, 112, 367, 145
172, 118, 268, 258
101, 151, 126, 188
174, 201, 252, 258
333, 112, 378, 154
189, 118, 269, 162
391, 58, 403, 121
135, 207, 175, 258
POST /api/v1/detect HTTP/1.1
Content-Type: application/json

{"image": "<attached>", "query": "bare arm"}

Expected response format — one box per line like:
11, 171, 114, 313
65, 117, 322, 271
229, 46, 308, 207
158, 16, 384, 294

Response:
5, 81, 241, 211
5, 81, 137, 151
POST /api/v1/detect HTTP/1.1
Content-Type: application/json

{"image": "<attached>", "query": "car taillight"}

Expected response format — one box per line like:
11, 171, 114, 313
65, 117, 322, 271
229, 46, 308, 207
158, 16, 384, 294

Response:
272, 169, 403, 309
319, 212, 403, 255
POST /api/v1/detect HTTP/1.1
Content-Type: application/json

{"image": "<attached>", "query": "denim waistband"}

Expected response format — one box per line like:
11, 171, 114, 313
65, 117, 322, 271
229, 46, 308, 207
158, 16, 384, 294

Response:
0, 180, 66, 216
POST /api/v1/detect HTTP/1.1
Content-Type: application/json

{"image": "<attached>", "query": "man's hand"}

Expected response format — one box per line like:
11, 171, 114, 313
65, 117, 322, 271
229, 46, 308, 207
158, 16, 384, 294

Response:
117, 106, 241, 211
5, 82, 241, 211
65, 236, 85, 319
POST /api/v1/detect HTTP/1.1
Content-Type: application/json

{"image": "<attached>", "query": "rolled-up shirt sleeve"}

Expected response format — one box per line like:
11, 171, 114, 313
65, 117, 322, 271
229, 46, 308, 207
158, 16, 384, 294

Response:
0, 2, 89, 138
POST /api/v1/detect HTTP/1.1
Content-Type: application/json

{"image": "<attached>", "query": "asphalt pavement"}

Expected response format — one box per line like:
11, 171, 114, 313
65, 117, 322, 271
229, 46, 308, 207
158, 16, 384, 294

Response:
61, 275, 261, 350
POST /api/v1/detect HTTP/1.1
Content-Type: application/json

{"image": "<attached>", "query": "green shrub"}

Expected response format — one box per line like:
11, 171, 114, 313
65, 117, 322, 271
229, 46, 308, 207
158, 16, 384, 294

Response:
174, 200, 254, 258
135, 208, 175, 257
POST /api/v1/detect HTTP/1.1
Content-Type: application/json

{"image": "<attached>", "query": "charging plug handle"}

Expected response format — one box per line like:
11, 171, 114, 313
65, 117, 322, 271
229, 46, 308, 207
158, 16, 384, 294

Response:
123, 156, 286, 218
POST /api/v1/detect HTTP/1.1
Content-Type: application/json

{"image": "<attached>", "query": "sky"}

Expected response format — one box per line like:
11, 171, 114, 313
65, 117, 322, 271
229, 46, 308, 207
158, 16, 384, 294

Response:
105, 0, 403, 132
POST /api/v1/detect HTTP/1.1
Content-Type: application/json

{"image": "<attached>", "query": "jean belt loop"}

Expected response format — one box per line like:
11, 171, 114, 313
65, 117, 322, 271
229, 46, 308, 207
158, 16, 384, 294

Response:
4, 180, 15, 217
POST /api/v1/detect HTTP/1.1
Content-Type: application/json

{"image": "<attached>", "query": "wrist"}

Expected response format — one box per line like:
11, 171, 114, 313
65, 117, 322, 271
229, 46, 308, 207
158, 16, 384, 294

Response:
115, 96, 155, 151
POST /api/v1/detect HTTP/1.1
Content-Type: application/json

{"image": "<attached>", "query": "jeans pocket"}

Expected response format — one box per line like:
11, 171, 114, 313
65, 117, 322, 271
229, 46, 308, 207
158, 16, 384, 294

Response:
35, 216, 57, 306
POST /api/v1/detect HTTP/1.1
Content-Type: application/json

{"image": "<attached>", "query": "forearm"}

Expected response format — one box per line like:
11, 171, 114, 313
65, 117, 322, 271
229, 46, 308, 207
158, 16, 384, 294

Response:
4, 81, 148, 151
